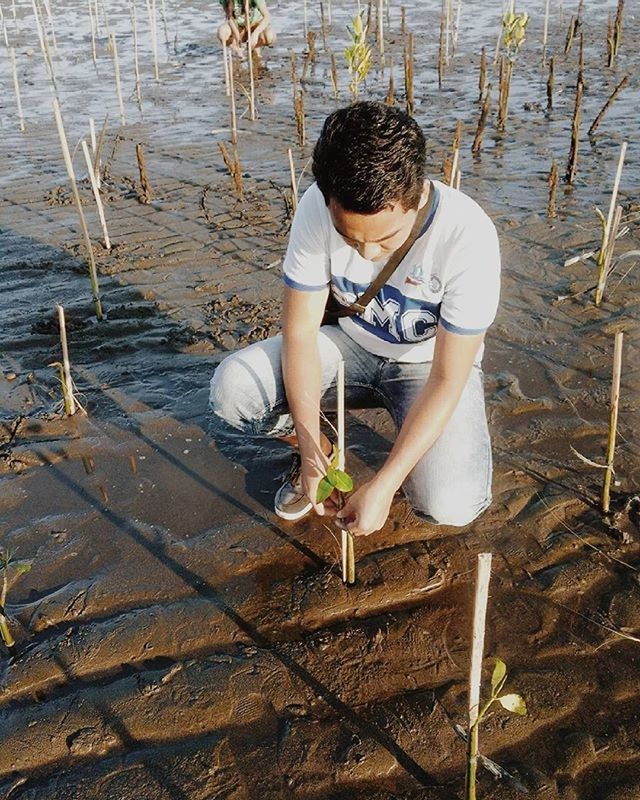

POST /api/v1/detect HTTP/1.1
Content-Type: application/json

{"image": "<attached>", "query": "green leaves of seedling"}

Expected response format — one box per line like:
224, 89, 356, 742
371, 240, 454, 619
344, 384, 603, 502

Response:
316, 445, 354, 504
491, 658, 507, 693
487, 658, 527, 719
498, 693, 527, 715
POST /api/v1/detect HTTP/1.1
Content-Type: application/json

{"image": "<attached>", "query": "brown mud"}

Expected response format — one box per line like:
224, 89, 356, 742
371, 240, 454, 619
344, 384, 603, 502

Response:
0, 0, 639, 798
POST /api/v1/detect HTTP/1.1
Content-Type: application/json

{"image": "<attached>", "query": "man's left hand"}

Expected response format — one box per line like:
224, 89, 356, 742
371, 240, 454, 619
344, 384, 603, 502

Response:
335, 477, 395, 536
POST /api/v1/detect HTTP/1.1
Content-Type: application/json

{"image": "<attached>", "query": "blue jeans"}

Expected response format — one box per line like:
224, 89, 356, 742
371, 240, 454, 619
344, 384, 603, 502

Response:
209, 325, 492, 526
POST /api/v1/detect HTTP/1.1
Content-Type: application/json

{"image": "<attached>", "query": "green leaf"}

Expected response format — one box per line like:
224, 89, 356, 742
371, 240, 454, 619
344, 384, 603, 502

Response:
331, 469, 353, 493
11, 560, 32, 577
330, 445, 339, 469
498, 693, 527, 716
316, 477, 334, 504
491, 658, 507, 693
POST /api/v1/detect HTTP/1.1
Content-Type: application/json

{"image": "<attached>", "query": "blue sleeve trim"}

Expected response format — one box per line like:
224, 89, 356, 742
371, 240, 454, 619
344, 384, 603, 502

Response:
440, 316, 488, 336
284, 274, 330, 292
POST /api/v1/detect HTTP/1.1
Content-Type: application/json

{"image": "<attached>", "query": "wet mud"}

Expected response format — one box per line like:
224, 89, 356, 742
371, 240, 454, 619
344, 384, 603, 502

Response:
0, 0, 639, 797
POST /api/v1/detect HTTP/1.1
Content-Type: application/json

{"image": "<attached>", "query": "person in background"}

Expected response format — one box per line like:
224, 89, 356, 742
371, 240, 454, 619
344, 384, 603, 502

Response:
217, 0, 275, 59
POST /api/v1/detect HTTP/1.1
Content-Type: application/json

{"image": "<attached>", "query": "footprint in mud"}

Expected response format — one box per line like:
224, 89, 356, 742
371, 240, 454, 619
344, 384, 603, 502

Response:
66, 724, 119, 757
491, 371, 555, 414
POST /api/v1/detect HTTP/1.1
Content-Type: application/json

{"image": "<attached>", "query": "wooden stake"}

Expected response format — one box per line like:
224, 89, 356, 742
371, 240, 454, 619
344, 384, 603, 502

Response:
148, 0, 159, 82
497, 56, 512, 133
602, 332, 623, 514
303, 0, 308, 38
385, 57, 394, 105
450, 147, 459, 188
56, 305, 76, 416
377, 0, 384, 64
564, 14, 577, 55
81, 140, 111, 251
228, 45, 237, 145
606, 14, 615, 68
131, 0, 142, 109
588, 75, 628, 137
471, 84, 491, 155
477, 46, 486, 102
320, 1, 328, 51
52, 98, 103, 320
244, 0, 256, 121
93, 112, 109, 190
595, 141, 627, 306
330, 51, 338, 98
89, 117, 97, 153
565, 52, 583, 185
542, 0, 550, 64
88, 0, 97, 65
222, 39, 230, 96
546, 55, 554, 110
437, 5, 445, 89
337, 360, 355, 586
110, 32, 126, 126
135, 143, 152, 203
547, 159, 558, 218
405, 31, 414, 115
466, 552, 493, 800
288, 147, 298, 212
9, 47, 25, 133
613, 0, 624, 58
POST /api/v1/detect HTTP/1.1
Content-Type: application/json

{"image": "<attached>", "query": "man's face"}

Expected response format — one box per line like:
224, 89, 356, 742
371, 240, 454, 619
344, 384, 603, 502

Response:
329, 186, 427, 262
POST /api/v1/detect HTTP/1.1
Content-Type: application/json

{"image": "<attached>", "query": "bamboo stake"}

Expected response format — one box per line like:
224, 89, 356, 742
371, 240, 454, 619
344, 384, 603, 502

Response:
303, 0, 307, 38
88, 0, 97, 65
222, 39, 230, 96
405, 31, 414, 115
232, 147, 243, 201
450, 147, 459, 188
41, 0, 58, 55
320, 1, 327, 51
93, 0, 100, 36
244, 0, 255, 121
602, 332, 623, 514
377, 0, 384, 64
9, 47, 25, 133
327, 0, 332, 26
56, 305, 76, 416
466, 552, 493, 800
595, 141, 627, 306
52, 98, 103, 320
110, 32, 126, 126
1, 7, 8, 49
288, 147, 298, 212
337, 360, 355, 586
437, 4, 445, 89
542, 0, 550, 64
477, 46, 486, 102
452, 0, 462, 55
455, 168, 461, 190
546, 55, 554, 110
547, 159, 558, 218
606, 14, 615, 68
148, 0, 159, 82
385, 57, 394, 105
613, 0, 624, 58
471, 84, 491, 155
228, 45, 237, 145
93, 112, 108, 190
81, 140, 111, 251
131, 0, 142, 109
89, 117, 97, 153
588, 75, 628, 137
444, 0, 450, 63
330, 51, 338, 98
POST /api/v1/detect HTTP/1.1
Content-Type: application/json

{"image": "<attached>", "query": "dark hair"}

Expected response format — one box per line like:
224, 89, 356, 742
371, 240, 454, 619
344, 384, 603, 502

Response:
312, 101, 426, 213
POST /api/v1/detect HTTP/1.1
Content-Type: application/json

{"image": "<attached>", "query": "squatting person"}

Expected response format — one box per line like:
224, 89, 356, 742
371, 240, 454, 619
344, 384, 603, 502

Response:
217, 0, 275, 58
210, 101, 501, 536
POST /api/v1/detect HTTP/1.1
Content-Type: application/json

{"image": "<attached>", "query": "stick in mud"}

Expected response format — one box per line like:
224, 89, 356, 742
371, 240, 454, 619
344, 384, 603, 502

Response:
330, 51, 338, 98
602, 331, 624, 514
244, 0, 256, 121
232, 147, 243, 201
542, 0, 550, 64
547, 159, 558, 218
377, 0, 384, 65
88, 0, 97, 65
564, 14, 578, 55
320, 1, 327, 51
337, 360, 355, 586
9, 47, 25, 133
52, 98, 103, 320
477, 46, 486, 102
56, 305, 77, 416
465, 552, 493, 800
385, 57, 394, 105
437, 4, 445, 89
222, 40, 230, 96
606, 14, 615, 68
81, 140, 111, 251
404, 31, 414, 115
291, 54, 305, 147
228, 45, 238, 145
131, 0, 143, 109
93, 112, 109, 189
148, 0, 160, 82
303, 0, 307, 38
400, 5, 406, 43
288, 147, 298, 212
595, 140, 627, 306
564, 43, 583, 185
471, 84, 491, 155
588, 75, 628, 138
546, 55, 554, 110
613, 0, 624, 59
136, 143, 152, 203
110, 32, 126, 126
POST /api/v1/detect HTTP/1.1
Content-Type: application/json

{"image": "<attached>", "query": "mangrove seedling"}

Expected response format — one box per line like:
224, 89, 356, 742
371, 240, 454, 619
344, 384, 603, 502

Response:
497, 8, 529, 132
467, 658, 526, 800
316, 445, 353, 504
0, 549, 32, 658
344, 12, 372, 101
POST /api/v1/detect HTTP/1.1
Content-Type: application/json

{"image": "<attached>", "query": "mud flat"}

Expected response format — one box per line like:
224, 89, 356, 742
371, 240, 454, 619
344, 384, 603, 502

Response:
0, 0, 639, 798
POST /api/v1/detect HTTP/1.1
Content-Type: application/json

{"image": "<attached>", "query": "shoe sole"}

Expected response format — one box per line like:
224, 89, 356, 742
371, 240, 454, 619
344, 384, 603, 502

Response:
274, 501, 314, 521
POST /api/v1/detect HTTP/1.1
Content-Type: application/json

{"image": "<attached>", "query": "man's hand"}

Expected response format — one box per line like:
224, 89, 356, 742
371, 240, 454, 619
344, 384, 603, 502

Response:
335, 476, 395, 536
300, 451, 341, 517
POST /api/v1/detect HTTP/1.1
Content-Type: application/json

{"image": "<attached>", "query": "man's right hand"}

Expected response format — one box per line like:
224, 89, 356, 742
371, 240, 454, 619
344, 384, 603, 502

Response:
300, 449, 339, 517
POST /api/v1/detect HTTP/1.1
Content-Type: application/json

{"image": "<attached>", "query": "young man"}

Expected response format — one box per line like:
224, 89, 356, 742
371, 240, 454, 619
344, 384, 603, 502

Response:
217, 0, 275, 58
210, 102, 500, 536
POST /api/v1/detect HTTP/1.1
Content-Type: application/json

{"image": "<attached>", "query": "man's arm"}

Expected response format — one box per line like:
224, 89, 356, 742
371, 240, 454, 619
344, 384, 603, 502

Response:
282, 284, 332, 514
336, 324, 485, 535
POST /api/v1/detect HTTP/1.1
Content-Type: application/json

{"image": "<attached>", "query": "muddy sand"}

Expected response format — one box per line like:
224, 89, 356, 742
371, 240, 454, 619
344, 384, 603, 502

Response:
1, 0, 639, 797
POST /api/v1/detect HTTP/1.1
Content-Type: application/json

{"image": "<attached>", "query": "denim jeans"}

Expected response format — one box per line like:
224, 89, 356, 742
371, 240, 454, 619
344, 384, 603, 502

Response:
209, 325, 492, 526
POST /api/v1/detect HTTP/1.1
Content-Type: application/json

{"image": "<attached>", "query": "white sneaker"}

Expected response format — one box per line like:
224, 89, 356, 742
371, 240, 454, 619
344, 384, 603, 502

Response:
274, 453, 314, 521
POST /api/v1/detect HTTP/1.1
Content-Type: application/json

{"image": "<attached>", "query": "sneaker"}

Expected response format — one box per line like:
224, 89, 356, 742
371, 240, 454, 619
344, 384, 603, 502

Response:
274, 453, 314, 521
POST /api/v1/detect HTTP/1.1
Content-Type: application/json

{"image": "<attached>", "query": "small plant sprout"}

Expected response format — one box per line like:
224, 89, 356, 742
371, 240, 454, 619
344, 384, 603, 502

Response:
497, 8, 529, 132
466, 658, 527, 800
595, 141, 627, 306
0, 549, 33, 658
315, 445, 354, 505
344, 12, 372, 101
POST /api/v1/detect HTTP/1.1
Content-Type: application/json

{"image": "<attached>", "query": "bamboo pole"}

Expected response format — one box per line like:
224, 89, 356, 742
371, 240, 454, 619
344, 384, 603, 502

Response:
41, 0, 58, 55
81, 140, 111, 251
466, 552, 493, 800
131, 0, 142, 109
595, 141, 627, 306
385, 57, 394, 105
222, 39, 230, 96
288, 147, 298, 212
330, 51, 338, 98
88, 0, 97, 65
320, 1, 327, 51
337, 360, 355, 586
542, 0, 550, 64
377, 0, 384, 64
405, 31, 414, 114
93, 112, 109, 190
303, 0, 307, 38
89, 117, 97, 153
244, 0, 256, 120
588, 75, 628, 137
602, 332, 623, 514
228, 45, 237, 145
450, 147, 459, 188
148, 0, 159, 82
437, 4, 445, 88
52, 98, 103, 320
56, 305, 77, 416
9, 47, 25, 133
110, 32, 126, 126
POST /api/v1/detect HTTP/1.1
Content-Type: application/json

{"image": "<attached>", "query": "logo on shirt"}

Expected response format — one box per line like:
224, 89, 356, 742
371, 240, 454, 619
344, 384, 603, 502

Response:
404, 264, 425, 286
429, 275, 442, 293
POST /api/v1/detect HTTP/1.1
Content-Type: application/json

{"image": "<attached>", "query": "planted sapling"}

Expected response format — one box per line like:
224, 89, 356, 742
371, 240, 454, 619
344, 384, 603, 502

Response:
466, 658, 527, 800
344, 12, 372, 101
0, 549, 33, 658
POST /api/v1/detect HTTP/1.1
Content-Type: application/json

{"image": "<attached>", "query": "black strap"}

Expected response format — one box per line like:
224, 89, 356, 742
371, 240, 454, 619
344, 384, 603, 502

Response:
331, 182, 434, 318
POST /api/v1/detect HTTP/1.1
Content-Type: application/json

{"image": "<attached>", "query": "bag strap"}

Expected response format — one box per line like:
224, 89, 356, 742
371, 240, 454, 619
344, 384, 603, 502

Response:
334, 182, 435, 318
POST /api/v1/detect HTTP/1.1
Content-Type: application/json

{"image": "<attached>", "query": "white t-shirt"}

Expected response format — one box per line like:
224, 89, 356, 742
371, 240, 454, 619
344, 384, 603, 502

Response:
282, 181, 501, 363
